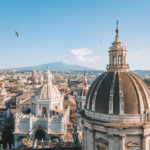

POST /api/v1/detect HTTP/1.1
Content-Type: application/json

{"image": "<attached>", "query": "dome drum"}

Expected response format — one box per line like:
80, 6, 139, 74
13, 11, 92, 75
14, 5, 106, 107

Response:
84, 109, 144, 123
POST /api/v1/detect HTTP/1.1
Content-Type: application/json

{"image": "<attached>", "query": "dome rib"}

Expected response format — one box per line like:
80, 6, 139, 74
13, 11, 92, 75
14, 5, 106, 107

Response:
117, 72, 124, 114
108, 72, 116, 114
39, 85, 44, 99
47, 84, 49, 99
112, 72, 120, 114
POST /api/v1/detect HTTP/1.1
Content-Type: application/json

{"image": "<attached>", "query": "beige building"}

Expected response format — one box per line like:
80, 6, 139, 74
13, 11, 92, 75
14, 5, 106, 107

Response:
80, 24, 150, 150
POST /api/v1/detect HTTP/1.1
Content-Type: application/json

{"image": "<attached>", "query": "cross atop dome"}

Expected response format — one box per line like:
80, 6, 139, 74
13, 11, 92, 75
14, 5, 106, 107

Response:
106, 21, 129, 72
114, 20, 121, 43
116, 20, 119, 35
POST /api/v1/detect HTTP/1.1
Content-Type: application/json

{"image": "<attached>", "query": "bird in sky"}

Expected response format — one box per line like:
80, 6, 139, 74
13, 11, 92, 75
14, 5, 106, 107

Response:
15, 31, 19, 38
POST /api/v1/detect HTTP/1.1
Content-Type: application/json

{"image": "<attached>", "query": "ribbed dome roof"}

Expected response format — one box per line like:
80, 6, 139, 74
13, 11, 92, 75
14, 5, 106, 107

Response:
86, 72, 150, 115
36, 84, 61, 100
35, 69, 61, 100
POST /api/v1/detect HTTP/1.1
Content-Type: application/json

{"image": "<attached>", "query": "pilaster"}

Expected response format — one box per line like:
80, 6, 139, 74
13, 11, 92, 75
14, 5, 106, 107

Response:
142, 135, 149, 150
83, 126, 87, 150
120, 135, 126, 150
108, 134, 113, 150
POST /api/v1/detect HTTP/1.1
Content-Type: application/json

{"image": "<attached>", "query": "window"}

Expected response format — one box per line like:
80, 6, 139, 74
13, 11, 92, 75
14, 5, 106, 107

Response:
42, 107, 47, 116
113, 55, 117, 65
118, 55, 122, 65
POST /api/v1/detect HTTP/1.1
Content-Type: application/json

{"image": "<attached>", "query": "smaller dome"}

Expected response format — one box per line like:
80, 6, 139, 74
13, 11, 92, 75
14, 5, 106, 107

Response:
35, 69, 61, 100
36, 84, 61, 100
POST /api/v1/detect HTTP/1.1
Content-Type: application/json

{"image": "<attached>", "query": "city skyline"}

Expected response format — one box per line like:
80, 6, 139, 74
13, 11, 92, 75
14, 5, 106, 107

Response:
0, 0, 150, 70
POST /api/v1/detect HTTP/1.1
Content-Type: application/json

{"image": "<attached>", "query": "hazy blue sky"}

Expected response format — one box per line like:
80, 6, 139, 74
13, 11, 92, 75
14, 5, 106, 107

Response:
0, 0, 150, 70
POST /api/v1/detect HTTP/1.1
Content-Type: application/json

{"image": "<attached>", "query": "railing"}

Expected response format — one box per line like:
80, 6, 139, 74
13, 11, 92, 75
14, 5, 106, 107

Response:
106, 64, 129, 70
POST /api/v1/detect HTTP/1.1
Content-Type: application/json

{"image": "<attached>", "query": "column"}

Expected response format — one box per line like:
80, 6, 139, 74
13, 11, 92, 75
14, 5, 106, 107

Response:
90, 129, 95, 150
83, 126, 87, 150
83, 128, 94, 150
108, 134, 113, 150
120, 135, 126, 150
116, 54, 118, 65
124, 55, 126, 64
30, 115, 32, 130
142, 135, 149, 150
122, 54, 124, 65
82, 126, 84, 150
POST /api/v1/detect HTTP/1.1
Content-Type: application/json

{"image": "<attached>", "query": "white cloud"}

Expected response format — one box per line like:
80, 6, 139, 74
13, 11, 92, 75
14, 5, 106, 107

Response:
71, 48, 100, 63
56, 59, 70, 64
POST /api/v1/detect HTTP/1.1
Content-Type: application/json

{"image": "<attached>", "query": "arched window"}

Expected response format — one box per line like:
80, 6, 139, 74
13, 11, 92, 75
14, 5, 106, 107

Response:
42, 107, 47, 117
118, 55, 122, 65
113, 55, 117, 65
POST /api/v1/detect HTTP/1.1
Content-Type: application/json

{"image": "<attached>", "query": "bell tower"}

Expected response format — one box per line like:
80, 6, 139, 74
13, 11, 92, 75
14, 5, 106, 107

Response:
107, 20, 129, 72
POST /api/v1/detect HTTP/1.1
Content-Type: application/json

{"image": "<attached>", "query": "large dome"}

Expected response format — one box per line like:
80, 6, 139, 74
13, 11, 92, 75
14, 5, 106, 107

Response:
85, 71, 150, 115
85, 27, 150, 117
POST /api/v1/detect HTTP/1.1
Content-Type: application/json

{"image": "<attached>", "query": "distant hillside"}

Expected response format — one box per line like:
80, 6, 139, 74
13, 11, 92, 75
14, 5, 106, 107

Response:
4, 62, 96, 71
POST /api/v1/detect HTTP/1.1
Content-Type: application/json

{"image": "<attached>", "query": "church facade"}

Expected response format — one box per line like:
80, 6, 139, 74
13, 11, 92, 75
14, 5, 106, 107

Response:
14, 69, 70, 148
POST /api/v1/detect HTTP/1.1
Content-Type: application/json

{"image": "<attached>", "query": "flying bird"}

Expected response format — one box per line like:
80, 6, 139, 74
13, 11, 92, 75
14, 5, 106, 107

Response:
15, 31, 19, 38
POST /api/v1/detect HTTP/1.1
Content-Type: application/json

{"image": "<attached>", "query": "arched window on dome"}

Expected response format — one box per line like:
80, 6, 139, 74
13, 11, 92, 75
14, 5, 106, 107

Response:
113, 55, 117, 65
118, 55, 122, 65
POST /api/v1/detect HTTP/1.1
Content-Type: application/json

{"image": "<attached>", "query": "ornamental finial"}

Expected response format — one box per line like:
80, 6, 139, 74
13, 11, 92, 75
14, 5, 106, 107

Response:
116, 20, 119, 35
